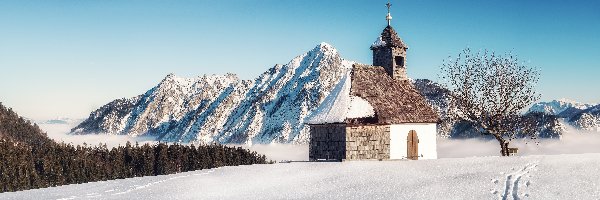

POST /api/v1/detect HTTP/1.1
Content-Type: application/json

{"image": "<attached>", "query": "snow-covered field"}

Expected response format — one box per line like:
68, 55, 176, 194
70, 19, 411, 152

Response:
15, 121, 598, 199
2, 153, 600, 200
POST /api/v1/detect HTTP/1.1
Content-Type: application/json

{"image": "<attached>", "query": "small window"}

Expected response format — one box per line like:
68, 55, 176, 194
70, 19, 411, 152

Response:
395, 56, 405, 67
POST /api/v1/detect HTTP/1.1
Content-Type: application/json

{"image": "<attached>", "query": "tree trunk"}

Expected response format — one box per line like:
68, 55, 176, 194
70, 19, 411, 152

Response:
501, 142, 510, 157
495, 136, 510, 156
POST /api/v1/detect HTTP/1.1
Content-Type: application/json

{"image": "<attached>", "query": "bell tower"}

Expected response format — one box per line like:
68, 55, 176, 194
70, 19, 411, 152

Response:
370, 1, 409, 81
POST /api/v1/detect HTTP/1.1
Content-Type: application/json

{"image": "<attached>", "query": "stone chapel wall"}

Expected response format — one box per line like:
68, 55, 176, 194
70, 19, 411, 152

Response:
345, 125, 391, 160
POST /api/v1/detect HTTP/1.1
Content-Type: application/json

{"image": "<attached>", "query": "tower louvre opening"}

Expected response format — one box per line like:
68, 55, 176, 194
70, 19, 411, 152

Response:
395, 56, 404, 67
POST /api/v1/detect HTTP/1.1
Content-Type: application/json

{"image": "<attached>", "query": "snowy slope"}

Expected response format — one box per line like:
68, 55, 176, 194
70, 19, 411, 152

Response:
304, 71, 375, 124
3, 153, 600, 200
72, 43, 354, 144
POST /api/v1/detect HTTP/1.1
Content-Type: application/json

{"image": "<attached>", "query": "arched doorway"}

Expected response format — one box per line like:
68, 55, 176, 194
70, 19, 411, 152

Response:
407, 130, 419, 160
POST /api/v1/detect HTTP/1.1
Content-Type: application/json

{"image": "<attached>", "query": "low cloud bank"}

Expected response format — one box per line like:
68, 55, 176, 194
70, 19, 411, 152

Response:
39, 122, 311, 161
39, 123, 599, 160
439, 126, 600, 158
40, 123, 157, 148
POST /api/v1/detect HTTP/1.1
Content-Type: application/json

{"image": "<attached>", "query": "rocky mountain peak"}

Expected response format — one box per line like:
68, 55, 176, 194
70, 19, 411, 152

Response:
72, 43, 353, 144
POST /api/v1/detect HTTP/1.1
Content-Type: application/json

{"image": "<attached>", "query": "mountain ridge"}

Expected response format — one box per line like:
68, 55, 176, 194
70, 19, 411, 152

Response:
72, 43, 353, 144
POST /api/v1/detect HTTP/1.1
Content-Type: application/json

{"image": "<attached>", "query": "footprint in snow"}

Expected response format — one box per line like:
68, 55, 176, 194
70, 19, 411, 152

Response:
492, 162, 539, 200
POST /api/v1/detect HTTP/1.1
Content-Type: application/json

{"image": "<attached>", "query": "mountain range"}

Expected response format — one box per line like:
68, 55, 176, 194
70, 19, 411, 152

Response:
71, 43, 600, 143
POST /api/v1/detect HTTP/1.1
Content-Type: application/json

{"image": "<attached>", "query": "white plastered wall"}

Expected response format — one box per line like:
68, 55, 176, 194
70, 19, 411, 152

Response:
389, 123, 438, 160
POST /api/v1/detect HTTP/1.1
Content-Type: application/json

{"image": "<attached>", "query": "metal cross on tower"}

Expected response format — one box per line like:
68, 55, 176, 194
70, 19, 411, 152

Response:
386, 1, 393, 26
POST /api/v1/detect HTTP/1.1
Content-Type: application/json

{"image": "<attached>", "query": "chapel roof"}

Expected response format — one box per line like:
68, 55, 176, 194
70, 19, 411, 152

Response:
306, 64, 439, 125
349, 64, 438, 124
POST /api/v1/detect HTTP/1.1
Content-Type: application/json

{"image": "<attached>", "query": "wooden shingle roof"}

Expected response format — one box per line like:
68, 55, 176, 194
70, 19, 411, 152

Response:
350, 64, 439, 124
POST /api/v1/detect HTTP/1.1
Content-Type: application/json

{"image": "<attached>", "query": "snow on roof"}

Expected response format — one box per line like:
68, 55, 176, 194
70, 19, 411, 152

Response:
370, 36, 387, 49
347, 96, 375, 119
305, 71, 375, 124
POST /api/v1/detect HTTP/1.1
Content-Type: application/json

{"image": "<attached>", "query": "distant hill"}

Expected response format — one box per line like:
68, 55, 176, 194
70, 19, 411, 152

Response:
38, 118, 82, 125
528, 99, 593, 116
526, 99, 600, 132
0, 102, 55, 147
569, 104, 600, 131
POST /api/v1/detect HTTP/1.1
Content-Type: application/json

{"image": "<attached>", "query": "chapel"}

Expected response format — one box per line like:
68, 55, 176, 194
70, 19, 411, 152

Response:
307, 2, 439, 161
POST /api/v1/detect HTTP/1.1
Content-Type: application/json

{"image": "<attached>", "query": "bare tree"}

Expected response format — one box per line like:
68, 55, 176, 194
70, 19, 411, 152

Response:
439, 48, 541, 156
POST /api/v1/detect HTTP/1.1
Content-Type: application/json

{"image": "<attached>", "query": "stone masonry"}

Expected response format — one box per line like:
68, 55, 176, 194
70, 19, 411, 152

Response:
309, 124, 391, 161
372, 46, 407, 81
345, 125, 390, 160
309, 124, 347, 161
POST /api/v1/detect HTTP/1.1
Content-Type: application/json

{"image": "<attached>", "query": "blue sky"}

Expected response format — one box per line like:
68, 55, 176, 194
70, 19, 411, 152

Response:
0, 0, 599, 120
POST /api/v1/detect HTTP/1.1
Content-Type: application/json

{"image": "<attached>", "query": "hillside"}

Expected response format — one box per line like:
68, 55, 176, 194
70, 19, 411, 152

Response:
0, 102, 268, 193
2, 153, 599, 199
0, 103, 55, 147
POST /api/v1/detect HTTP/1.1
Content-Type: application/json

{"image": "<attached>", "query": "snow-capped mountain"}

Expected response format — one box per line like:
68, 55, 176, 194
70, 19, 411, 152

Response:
569, 105, 600, 131
72, 43, 353, 144
528, 99, 593, 116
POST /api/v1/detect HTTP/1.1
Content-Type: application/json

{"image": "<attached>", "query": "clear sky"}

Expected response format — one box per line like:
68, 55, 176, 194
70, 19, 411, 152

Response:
1, 0, 599, 120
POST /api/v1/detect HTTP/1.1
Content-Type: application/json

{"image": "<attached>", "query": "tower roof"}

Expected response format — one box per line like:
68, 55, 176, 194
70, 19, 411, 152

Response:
371, 25, 408, 50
